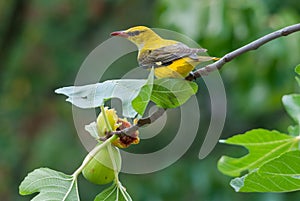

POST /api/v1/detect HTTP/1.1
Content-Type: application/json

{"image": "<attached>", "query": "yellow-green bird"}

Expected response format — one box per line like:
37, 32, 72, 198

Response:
111, 26, 218, 78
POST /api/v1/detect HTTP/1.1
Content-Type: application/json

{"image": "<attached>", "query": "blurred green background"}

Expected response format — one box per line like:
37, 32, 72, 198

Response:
1, 0, 300, 200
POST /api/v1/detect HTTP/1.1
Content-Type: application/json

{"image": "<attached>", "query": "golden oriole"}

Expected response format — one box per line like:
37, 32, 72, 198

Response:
111, 26, 218, 78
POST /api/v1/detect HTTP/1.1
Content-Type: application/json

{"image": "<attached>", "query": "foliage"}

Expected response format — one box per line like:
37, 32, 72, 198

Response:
55, 69, 197, 117
150, 78, 198, 108
55, 79, 148, 118
231, 150, 300, 192
218, 129, 298, 177
218, 67, 300, 192
19, 63, 198, 200
19, 123, 123, 201
19, 168, 80, 201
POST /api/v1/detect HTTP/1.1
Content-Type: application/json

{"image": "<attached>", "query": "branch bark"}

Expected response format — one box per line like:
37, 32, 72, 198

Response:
106, 23, 300, 139
186, 23, 300, 80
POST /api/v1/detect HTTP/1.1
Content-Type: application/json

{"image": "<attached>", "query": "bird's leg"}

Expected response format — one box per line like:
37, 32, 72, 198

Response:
185, 71, 197, 81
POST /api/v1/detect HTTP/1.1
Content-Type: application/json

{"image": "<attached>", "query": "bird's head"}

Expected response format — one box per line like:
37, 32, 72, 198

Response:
110, 26, 161, 49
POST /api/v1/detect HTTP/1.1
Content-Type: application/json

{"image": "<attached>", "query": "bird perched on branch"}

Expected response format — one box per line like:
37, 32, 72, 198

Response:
111, 26, 218, 79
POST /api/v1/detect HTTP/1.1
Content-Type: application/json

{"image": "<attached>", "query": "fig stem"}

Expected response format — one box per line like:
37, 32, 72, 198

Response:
107, 143, 120, 183
72, 134, 118, 178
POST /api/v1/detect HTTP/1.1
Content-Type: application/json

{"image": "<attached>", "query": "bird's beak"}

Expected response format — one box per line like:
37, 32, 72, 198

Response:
110, 30, 129, 38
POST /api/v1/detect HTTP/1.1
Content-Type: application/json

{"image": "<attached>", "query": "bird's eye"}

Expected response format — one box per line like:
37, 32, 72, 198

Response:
128, 31, 140, 36
128, 30, 146, 36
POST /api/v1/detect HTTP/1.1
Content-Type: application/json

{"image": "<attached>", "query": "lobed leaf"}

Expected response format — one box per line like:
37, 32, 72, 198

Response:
55, 79, 147, 118
231, 150, 300, 192
218, 129, 298, 177
19, 168, 79, 201
56, 70, 197, 117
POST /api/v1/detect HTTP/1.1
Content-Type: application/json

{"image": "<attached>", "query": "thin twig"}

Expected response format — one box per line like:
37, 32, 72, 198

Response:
186, 23, 300, 80
102, 108, 165, 140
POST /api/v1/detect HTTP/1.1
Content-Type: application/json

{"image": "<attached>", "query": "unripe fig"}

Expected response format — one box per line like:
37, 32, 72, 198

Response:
97, 107, 119, 137
82, 145, 121, 185
96, 107, 140, 148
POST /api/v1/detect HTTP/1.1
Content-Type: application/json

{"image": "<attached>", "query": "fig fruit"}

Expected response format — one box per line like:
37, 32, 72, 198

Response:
82, 144, 121, 185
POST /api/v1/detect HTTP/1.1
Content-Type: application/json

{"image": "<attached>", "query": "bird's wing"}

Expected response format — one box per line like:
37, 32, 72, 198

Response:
138, 42, 207, 68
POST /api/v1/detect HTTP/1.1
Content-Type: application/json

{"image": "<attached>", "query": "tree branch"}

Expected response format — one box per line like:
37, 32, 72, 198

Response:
186, 23, 300, 80
104, 23, 300, 140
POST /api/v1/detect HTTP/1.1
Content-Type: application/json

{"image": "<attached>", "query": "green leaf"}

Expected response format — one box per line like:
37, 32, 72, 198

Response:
55, 79, 147, 118
19, 168, 79, 201
131, 68, 154, 116
218, 129, 297, 177
150, 78, 198, 108
259, 150, 300, 176
94, 183, 132, 201
282, 94, 300, 124
231, 150, 300, 192
295, 64, 300, 75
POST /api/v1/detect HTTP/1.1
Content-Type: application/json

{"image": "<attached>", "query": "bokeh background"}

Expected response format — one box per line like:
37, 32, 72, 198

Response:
1, 0, 300, 200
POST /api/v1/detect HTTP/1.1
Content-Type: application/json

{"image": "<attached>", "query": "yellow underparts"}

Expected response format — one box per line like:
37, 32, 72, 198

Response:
154, 57, 198, 79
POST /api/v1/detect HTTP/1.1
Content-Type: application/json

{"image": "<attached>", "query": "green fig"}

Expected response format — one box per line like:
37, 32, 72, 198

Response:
82, 144, 121, 185
97, 107, 119, 137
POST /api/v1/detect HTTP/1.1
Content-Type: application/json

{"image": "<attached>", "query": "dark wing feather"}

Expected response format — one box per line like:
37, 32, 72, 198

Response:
138, 42, 207, 68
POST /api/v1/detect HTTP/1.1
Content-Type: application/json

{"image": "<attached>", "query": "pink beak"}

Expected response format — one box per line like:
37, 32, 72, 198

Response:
110, 31, 129, 38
